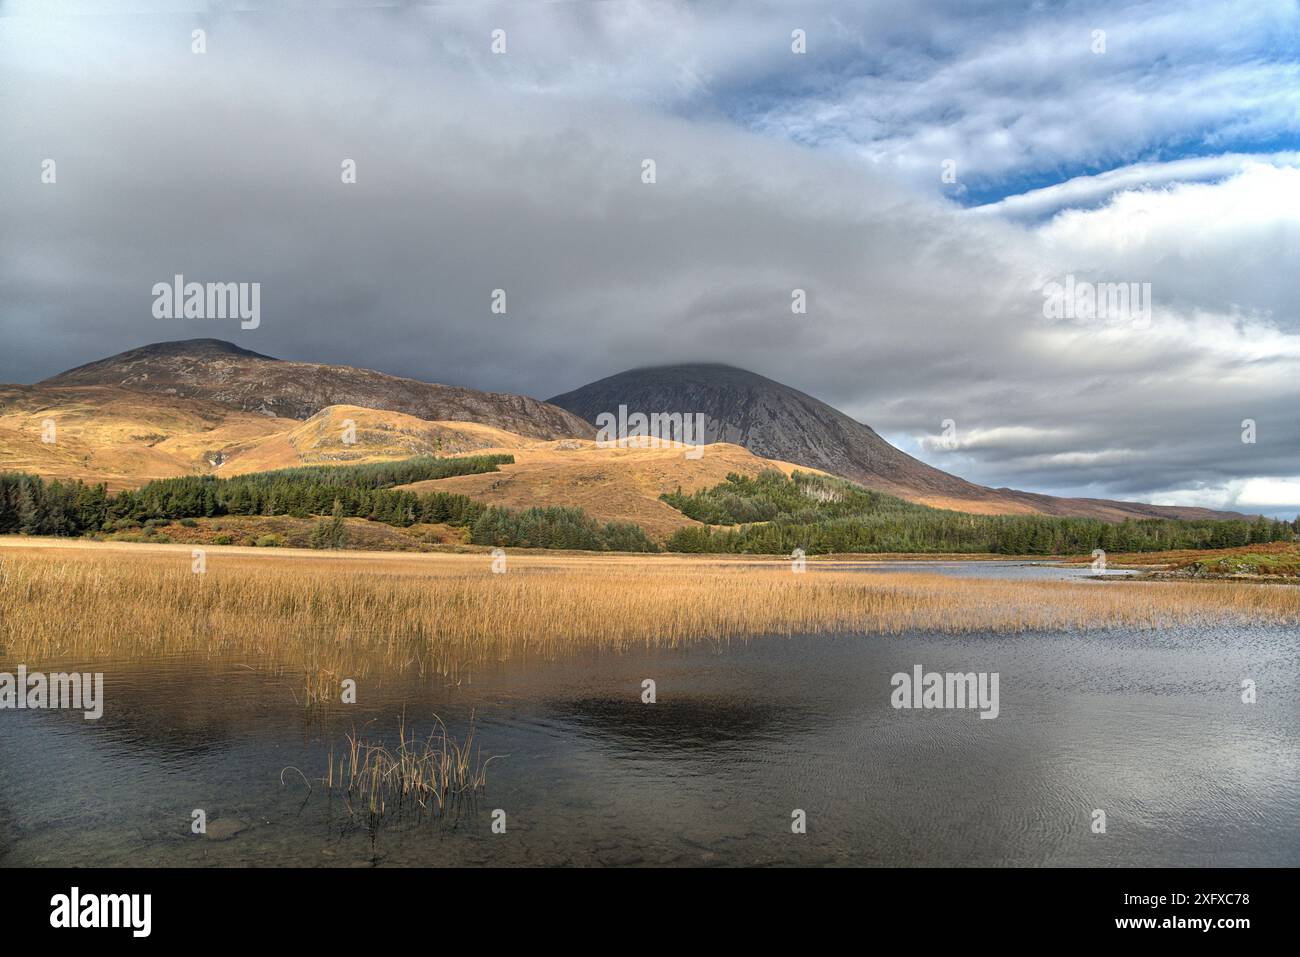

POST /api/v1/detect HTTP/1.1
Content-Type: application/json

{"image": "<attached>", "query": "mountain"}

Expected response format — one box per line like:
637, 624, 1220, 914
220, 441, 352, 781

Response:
24, 343, 1247, 522
0, 378, 812, 531
549, 363, 1246, 522
44, 339, 592, 441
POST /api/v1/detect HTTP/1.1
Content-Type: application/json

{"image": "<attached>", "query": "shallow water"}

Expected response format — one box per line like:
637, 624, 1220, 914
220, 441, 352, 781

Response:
833, 559, 1136, 580
0, 571, 1294, 867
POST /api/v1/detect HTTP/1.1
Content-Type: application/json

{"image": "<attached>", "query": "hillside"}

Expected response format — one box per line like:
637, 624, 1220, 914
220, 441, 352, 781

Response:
550, 364, 1246, 522
398, 440, 823, 539
45, 339, 593, 440
0, 384, 542, 490
0, 380, 811, 538
219, 406, 537, 475
0, 384, 293, 490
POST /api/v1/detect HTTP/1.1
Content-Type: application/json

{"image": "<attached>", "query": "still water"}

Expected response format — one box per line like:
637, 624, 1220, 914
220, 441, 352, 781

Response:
832, 560, 1136, 580
0, 566, 1294, 867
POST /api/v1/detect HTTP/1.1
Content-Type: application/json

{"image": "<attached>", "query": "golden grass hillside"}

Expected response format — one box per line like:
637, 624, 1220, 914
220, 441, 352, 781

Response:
0, 384, 293, 490
217, 405, 537, 474
2, 539, 1296, 681
0, 387, 534, 487
4, 382, 1251, 527
399, 440, 824, 538
0, 390, 810, 540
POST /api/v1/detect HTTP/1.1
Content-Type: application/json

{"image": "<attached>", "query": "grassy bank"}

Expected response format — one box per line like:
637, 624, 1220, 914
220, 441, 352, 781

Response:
1062, 541, 1300, 577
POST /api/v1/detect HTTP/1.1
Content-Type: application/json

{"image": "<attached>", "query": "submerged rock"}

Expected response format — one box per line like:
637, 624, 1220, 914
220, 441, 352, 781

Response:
204, 818, 248, 841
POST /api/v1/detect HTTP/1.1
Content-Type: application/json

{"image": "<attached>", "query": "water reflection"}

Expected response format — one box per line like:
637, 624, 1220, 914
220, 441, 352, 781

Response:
1, 616, 1296, 867
545, 695, 814, 754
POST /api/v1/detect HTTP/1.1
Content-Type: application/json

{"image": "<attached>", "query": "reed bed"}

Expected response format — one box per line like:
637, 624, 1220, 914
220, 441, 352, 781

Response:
1, 541, 1297, 678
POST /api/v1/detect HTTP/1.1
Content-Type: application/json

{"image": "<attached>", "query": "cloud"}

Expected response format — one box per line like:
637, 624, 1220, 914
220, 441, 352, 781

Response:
745, 0, 1300, 198
1154, 478, 1300, 513
969, 152, 1300, 221
0, 3, 1296, 515
1033, 162, 1300, 324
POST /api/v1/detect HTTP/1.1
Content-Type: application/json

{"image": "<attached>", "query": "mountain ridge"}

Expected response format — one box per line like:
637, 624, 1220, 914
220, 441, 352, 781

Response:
21, 340, 1248, 522
43, 339, 592, 441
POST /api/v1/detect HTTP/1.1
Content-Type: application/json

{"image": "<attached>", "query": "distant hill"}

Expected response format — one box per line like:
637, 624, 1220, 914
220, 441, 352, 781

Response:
44, 339, 592, 441
549, 363, 1247, 522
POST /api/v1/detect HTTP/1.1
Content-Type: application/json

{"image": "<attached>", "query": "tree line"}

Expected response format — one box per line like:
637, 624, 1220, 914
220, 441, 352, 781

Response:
0, 455, 659, 553
4, 462, 1293, 557
0, 464, 497, 536
662, 471, 1298, 555
469, 506, 658, 552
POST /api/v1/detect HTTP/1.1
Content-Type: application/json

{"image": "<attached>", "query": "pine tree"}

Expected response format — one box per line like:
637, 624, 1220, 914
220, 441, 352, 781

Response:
328, 499, 348, 548
16, 481, 40, 534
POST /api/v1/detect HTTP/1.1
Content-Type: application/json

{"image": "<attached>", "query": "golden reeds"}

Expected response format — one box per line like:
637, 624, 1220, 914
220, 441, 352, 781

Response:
2, 540, 1298, 679
324, 712, 494, 822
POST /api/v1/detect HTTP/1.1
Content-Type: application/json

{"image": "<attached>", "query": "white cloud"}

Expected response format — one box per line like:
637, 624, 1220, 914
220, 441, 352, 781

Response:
919, 425, 1072, 453
750, 0, 1300, 188
1154, 478, 1300, 512
1028, 163, 1300, 333
970, 153, 1300, 221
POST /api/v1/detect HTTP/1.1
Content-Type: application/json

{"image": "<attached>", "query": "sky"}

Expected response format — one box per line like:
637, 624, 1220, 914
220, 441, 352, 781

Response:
1, 0, 1298, 516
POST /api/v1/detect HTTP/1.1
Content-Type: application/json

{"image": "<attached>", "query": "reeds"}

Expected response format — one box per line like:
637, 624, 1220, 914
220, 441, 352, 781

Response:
325, 713, 494, 822
2, 541, 1298, 679
292, 668, 339, 711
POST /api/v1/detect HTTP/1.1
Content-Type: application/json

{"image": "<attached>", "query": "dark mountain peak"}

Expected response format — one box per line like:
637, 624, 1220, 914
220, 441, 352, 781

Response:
550, 363, 842, 421
137, 338, 276, 359
574, 363, 787, 391
551, 363, 943, 495
550, 364, 1247, 523
71, 338, 275, 368
41, 339, 277, 387
624, 362, 750, 376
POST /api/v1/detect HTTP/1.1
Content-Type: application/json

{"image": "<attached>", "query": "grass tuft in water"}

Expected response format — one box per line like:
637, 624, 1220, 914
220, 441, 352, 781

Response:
324, 712, 496, 824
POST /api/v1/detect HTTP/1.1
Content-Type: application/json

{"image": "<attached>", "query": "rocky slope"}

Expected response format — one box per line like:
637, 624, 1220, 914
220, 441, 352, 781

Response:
45, 339, 593, 440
